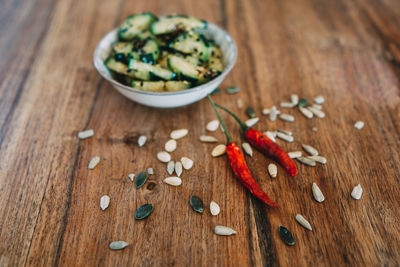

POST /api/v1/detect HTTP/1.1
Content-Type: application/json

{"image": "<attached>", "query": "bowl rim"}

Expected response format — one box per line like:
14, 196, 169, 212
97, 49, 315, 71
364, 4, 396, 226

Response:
93, 21, 237, 96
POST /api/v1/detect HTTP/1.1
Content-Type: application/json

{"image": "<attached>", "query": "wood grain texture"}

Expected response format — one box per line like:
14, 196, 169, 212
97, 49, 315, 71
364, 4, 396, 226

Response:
0, 0, 399, 266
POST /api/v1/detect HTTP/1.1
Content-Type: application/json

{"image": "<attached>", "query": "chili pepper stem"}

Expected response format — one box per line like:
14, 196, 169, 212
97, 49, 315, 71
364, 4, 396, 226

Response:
207, 95, 232, 144
215, 104, 248, 132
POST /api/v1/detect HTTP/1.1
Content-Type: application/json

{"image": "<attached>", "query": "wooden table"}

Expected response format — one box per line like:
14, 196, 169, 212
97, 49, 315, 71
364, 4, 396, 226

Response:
1, 0, 399, 266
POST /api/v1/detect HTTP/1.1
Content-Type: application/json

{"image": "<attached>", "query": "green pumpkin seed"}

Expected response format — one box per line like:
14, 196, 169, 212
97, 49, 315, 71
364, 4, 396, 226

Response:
109, 241, 129, 250
246, 106, 256, 118
189, 195, 204, 213
298, 98, 308, 107
135, 171, 148, 189
279, 225, 295, 246
135, 204, 154, 219
226, 86, 240, 94
211, 88, 222, 95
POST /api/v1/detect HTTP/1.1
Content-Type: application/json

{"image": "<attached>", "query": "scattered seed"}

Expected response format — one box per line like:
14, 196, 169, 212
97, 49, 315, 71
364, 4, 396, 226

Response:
157, 151, 171, 163
298, 98, 308, 107
312, 104, 322, 110
312, 127, 318, 132
313, 95, 325, 104
264, 131, 276, 142
128, 173, 135, 182
147, 168, 154, 175
262, 108, 271, 115
280, 102, 296, 108
167, 161, 175, 175
135, 204, 154, 219
277, 129, 292, 136
302, 144, 319, 156
163, 176, 182, 186
78, 129, 94, 140
279, 113, 295, 122
138, 135, 147, 146
175, 161, 183, 176
199, 135, 218, 143
211, 88, 222, 94
214, 226, 236, 236
307, 155, 327, 164
237, 99, 243, 108
268, 163, 278, 178
88, 156, 100, 170
164, 139, 177, 152
279, 226, 295, 246
189, 195, 204, 213
351, 184, 363, 200
312, 182, 325, 202
109, 241, 129, 250
308, 106, 325, 118
295, 214, 312, 231
291, 94, 299, 105
100, 195, 110, 210
246, 106, 256, 118
299, 106, 313, 119
226, 86, 240, 94
354, 121, 364, 130
135, 171, 148, 189
276, 132, 294, 142
180, 157, 194, 170
297, 157, 316, 166
209, 201, 220, 216
170, 129, 188, 140
206, 120, 220, 132
242, 142, 253, 157
245, 117, 259, 127
288, 151, 302, 158
211, 144, 227, 157
269, 106, 279, 121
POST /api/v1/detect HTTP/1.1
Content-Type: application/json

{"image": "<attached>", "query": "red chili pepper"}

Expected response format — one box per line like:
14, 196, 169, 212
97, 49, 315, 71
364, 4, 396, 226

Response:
208, 96, 279, 208
215, 104, 298, 177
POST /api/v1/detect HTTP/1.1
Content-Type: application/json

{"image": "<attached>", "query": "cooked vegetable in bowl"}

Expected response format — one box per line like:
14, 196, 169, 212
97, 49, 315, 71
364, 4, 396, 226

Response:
104, 13, 224, 92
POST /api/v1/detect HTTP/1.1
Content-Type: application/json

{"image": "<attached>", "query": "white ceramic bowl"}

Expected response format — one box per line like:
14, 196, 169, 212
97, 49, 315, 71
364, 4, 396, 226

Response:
93, 22, 237, 108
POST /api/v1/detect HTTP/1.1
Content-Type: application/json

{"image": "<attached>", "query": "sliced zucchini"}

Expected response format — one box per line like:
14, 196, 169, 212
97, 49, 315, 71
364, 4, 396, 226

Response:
167, 55, 203, 82
138, 38, 160, 64
165, 81, 191, 91
118, 13, 156, 40
169, 31, 209, 62
105, 57, 133, 77
208, 57, 223, 73
128, 59, 176, 80
112, 42, 134, 56
131, 81, 165, 92
150, 15, 206, 35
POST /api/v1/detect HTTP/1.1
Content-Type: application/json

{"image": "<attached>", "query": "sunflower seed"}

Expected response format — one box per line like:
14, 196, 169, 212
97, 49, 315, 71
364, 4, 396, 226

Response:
246, 106, 256, 118
147, 168, 154, 175
245, 117, 259, 127
299, 106, 313, 119
128, 173, 135, 182
264, 131, 276, 142
157, 151, 171, 163
242, 142, 253, 157
297, 157, 316, 166
312, 104, 322, 110
312, 182, 325, 202
277, 129, 292, 136
279, 113, 295, 122
135, 171, 148, 189
180, 157, 193, 170
269, 106, 279, 121
307, 106, 325, 118
302, 144, 319, 156
280, 102, 296, 108
237, 99, 244, 108
164, 139, 177, 152
206, 120, 220, 132
313, 95, 325, 104
138, 135, 147, 146
190, 195, 204, 213
211, 144, 227, 157
298, 98, 308, 107
262, 108, 271, 115
167, 161, 175, 175
175, 161, 183, 176
268, 163, 278, 178
307, 155, 327, 164
354, 121, 364, 130
135, 204, 154, 219
279, 226, 295, 246
199, 135, 218, 143
351, 184, 363, 200
88, 156, 100, 170
100, 195, 110, 210
226, 86, 240, 94
163, 176, 182, 186
170, 129, 188, 140
291, 94, 299, 105
109, 241, 129, 250
312, 127, 318, 132
214, 226, 236, 236
276, 132, 294, 142
78, 129, 94, 139
288, 151, 302, 158
295, 214, 312, 231
210, 201, 220, 216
